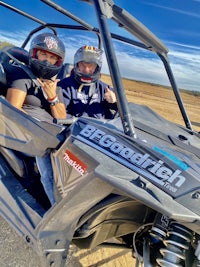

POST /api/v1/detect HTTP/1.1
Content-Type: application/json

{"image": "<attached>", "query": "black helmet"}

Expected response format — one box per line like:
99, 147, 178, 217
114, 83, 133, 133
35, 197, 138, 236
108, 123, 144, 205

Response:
29, 32, 65, 79
74, 45, 103, 83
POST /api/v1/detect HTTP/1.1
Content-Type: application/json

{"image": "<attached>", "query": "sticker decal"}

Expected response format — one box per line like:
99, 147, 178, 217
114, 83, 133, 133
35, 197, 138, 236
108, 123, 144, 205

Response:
152, 146, 189, 171
44, 36, 58, 49
77, 124, 187, 193
63, 149, 87, 175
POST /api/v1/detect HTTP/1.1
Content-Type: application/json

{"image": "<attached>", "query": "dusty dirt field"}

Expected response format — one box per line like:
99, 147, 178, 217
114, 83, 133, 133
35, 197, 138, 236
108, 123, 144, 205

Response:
102, 74, 200, 132
0, 76, 199, 267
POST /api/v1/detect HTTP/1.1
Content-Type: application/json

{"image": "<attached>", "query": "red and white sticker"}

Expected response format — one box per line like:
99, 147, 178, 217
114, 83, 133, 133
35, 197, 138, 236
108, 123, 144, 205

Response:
63, 149, 87, 175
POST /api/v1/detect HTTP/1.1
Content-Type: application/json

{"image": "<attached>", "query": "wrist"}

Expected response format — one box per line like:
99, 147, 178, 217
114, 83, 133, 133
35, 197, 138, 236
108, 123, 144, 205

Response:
47, 95, 57, 102
47, 96, 60, 106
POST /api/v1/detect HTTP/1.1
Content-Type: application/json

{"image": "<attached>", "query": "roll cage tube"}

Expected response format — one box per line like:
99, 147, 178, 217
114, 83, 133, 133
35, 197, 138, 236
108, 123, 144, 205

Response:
0, 0, 193, 132
158, 52, 193, 131
21, 24, 102, 49
92, 0, 137, 137
0, 1, 56, 34
91, 0, 193, 132
40, 0, 104, 50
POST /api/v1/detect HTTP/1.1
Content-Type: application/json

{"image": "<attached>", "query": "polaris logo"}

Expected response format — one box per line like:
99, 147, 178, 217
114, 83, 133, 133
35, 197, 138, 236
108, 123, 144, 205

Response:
78, 124, 186, 192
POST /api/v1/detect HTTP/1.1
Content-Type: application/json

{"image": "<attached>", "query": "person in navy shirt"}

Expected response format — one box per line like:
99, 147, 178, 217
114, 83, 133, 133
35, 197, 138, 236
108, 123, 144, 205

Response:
58, 45, 118, 119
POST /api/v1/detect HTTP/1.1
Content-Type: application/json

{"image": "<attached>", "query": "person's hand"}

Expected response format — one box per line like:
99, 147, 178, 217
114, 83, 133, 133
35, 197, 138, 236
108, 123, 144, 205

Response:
37, 78, 60, 99
104, 87, 116, 103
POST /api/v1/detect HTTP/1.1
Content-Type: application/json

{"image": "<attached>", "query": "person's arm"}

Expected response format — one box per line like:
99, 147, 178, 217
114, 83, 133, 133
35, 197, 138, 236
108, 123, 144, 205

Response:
6, 88, 27, 113
37, 78, 67, 119
49, 102, 66, 119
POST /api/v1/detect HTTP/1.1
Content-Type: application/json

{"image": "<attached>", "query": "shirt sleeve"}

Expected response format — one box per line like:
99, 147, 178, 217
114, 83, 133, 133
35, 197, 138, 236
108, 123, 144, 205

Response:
58, 78, 71, 107
7, 68, 31, 92
56, 86, 65, 103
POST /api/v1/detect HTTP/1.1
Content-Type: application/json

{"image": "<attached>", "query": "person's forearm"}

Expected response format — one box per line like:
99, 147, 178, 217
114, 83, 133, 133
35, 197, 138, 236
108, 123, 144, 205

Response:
50, 103, 67, 119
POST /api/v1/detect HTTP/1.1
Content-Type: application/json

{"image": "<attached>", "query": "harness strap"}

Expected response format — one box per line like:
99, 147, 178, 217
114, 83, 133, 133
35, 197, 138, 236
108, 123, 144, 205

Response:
4, 50, 41, 88
77, 82, 98, 117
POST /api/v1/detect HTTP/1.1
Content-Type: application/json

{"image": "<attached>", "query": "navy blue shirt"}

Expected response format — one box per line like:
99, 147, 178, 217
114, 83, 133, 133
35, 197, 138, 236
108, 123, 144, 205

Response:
58, 73, 118, 119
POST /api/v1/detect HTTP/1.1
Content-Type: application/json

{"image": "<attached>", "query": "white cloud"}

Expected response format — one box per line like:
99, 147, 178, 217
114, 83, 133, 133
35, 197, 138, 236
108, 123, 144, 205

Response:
0, 30, 27, 47
142, 2, 200, 18
104, 51, 169, 85
1, 30, 199, 91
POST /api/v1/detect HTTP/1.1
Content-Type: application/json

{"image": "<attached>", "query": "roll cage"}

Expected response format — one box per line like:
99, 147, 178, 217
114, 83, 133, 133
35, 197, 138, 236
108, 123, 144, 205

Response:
0, 0, 193, 135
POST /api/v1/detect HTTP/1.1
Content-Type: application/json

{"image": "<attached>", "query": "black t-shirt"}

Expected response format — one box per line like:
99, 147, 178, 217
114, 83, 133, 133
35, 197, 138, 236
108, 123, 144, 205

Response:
8, 67, 64, 123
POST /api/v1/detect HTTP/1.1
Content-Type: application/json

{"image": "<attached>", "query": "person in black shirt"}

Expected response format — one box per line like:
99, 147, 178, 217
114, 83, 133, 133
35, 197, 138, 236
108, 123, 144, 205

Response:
6, 32, 66, 205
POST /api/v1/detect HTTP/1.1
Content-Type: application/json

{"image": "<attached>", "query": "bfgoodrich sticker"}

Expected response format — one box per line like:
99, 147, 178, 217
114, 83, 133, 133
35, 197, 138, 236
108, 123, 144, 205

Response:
77, 124, 186, 192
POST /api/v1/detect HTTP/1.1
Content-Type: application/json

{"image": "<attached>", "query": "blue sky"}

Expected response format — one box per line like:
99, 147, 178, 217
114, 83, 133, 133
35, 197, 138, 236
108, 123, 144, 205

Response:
0, 0, 200, 91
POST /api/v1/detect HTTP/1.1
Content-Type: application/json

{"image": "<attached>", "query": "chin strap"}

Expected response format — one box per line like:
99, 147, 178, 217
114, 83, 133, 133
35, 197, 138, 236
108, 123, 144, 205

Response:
78, 82, 96, 96
77, 82, 98, 117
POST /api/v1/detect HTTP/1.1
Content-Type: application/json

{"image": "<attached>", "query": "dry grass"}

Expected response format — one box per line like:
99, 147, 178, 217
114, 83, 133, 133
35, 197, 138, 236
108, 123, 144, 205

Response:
101, 74, 200, 132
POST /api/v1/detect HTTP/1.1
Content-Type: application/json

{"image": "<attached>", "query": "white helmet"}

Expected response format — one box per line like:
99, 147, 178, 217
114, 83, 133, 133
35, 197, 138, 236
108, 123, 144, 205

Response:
74, 45, 103, 83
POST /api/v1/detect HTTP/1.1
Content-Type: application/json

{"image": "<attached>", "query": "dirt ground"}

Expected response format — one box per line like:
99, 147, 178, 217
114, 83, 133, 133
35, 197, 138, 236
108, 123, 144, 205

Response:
0, 76, 199, 267
102, 74, 200, 132
0, 216, 134, 267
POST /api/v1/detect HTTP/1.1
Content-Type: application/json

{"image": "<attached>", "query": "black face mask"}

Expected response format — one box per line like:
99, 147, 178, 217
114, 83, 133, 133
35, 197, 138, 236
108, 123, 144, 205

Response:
29, 58, 61, 79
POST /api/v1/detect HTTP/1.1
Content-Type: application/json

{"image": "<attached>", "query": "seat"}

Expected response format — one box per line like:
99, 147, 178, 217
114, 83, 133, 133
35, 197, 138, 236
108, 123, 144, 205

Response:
0, 46, 29, 96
